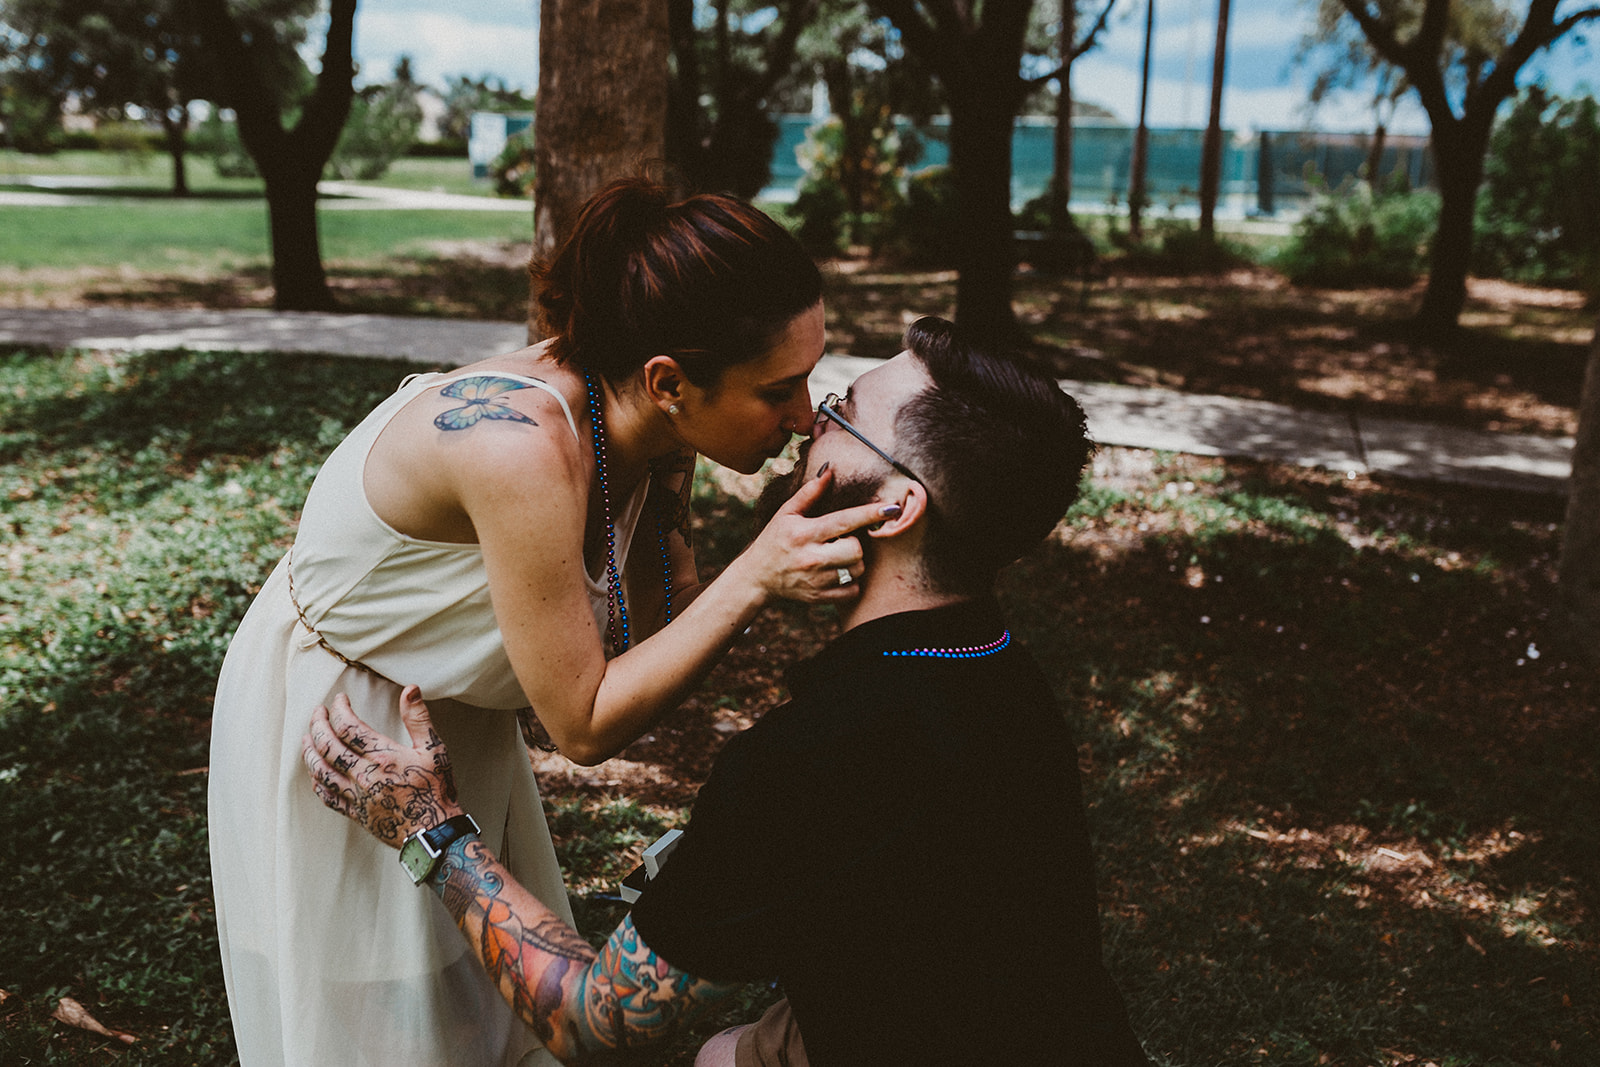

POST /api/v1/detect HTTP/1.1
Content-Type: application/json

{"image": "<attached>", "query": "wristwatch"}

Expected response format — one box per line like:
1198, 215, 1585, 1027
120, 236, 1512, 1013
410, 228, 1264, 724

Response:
398, 813, 481, 886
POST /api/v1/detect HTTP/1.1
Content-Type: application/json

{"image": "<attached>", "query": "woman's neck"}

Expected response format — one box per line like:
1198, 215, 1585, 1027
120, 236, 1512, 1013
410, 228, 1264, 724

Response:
589, 374, 677, 493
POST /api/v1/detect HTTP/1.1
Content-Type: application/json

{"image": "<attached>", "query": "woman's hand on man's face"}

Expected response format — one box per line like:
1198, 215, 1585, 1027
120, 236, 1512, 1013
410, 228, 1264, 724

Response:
302, 686, 463, 850
741, 468, 898, 603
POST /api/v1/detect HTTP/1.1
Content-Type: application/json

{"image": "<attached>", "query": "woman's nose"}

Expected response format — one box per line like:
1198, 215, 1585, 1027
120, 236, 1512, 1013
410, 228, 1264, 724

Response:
791, 397, 822, 438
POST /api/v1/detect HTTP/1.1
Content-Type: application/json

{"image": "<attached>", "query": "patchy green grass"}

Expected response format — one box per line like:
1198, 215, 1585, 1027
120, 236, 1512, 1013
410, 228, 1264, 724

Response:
0, 150, 490, 199
0, 347, 1594, 1065
0, 203, 529, 272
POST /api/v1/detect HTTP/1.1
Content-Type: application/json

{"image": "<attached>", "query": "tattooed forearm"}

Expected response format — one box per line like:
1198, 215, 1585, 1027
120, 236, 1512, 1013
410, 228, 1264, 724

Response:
569, 916, 738, 1051
433, 838, 596, 1047
431, 840, 738, 1060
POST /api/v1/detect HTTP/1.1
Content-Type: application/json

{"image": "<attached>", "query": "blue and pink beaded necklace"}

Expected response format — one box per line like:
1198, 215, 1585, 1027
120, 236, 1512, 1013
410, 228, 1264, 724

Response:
585, 370, 673, 656
882, 631, 1010, 659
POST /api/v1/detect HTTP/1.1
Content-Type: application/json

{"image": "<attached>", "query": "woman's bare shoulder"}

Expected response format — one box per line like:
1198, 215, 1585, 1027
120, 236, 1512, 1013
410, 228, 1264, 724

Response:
363, 347, 590, 541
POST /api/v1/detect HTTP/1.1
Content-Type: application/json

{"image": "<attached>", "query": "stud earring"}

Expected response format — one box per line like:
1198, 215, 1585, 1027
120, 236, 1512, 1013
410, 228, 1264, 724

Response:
668, 404, 680, 416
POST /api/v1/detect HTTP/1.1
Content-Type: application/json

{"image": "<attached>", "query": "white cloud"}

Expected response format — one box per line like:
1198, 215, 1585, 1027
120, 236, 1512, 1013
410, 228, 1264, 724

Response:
354, 8, 538, 89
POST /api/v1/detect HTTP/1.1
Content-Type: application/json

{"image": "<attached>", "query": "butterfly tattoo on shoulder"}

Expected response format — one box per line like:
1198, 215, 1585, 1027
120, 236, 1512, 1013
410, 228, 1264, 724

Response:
434, 376, 541, 431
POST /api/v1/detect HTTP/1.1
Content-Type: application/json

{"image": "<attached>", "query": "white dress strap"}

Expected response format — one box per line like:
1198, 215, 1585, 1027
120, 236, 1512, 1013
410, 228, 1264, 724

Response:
416, 370, 582, 441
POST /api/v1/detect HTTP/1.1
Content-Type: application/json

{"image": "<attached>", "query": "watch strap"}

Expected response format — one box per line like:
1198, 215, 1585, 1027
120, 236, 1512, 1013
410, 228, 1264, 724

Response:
398, 813, 480, 886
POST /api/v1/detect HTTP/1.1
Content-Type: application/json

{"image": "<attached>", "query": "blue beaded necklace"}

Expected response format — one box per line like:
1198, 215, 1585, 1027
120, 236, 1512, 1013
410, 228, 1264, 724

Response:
584, 370, 674, 656
882, 631, 1011, 659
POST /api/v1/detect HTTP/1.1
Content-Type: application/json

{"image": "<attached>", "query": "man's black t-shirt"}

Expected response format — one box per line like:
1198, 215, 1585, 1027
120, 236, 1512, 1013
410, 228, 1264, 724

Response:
631, 599, 1147, 1066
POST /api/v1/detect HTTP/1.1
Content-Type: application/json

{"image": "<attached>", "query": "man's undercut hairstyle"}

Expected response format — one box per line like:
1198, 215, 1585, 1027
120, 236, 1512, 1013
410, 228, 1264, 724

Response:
896, 316, 1094, 596
530, 174, 823, 389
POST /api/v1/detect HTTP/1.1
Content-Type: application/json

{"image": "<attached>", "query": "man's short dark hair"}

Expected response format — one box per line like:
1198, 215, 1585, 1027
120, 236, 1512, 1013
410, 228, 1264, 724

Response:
896, 316, 1094, 596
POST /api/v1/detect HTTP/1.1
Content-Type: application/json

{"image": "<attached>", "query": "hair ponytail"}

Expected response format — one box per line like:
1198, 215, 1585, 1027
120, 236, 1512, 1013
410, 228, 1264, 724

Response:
531, 175, 822, 386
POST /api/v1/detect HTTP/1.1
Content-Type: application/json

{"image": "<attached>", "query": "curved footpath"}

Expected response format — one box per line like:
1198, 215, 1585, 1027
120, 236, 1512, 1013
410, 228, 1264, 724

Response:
0, 305, 1573, 497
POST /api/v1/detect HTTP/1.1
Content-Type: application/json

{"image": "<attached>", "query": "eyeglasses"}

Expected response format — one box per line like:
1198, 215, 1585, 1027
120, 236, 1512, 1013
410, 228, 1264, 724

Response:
817, 393, 924, 485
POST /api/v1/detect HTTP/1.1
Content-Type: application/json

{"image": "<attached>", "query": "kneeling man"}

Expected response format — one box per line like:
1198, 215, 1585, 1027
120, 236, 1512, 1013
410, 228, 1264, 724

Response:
304, 316, 1148, 1066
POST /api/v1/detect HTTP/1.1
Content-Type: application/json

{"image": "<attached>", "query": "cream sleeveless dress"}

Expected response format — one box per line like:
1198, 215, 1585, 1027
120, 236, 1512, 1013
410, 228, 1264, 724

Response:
208, 370, 649, 1067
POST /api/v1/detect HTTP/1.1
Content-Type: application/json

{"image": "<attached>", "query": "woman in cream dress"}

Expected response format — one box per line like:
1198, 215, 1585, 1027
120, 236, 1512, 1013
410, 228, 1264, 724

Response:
208, 178, 884, 1066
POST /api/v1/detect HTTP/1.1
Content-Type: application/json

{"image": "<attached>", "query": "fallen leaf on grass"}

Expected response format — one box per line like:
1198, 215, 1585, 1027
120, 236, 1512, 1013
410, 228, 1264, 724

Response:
51, 997, 137, 1044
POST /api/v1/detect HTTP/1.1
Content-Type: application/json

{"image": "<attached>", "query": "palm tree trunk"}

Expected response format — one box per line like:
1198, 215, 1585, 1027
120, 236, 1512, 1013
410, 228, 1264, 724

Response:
1128, 0, 1155, 239
1198, 0, 1230, 240
1049, 1, 1078, 230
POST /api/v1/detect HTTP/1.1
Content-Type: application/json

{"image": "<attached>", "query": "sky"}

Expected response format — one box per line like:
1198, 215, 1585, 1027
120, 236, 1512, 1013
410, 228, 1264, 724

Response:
349, 0, 1598, 136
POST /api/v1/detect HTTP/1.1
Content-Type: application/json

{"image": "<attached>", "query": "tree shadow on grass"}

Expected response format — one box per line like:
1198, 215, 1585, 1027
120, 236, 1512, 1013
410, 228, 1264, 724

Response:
996, 468, 1596, 1065
76, 252, 531, 322
1, 347, 440, 464
1013, 268, 1589, 433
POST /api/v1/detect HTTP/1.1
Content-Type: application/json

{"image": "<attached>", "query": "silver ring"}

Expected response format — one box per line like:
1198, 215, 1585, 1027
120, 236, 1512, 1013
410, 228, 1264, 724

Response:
836, 567, 853, 587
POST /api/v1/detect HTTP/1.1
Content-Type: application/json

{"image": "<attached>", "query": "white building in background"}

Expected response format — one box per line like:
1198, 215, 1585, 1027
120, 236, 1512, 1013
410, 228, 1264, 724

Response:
468, 112, 534, 178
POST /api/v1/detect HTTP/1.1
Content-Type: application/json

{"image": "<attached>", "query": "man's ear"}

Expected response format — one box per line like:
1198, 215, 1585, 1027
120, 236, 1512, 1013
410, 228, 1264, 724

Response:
865, 479, 929, 540
642, 355, 689, 414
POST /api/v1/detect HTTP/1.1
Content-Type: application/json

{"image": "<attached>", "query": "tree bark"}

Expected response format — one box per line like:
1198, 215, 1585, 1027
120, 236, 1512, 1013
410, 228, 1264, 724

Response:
1415, 117, 1491, 336
1559, 316, 1600, 664
1198, 0, 1230, 240
949, 86, 1024, 340
532, 0, 670, 339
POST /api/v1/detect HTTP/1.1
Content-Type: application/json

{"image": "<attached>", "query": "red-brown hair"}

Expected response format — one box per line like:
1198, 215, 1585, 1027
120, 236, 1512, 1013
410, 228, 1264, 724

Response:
531, 176, 823, 388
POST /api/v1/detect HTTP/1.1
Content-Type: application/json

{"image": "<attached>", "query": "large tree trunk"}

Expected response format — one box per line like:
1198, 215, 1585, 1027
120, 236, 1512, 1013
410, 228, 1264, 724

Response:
259, 158, 334, 310
949, 86, 1023, 341
532, 0, 669, 339
1415, 119, 1490, 337
1559, 316, 1600, 663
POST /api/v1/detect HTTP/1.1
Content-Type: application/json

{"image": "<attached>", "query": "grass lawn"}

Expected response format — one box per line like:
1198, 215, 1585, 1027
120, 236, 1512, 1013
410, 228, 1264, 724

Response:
0, 149, 496, 199
0, 346, 1593, 1066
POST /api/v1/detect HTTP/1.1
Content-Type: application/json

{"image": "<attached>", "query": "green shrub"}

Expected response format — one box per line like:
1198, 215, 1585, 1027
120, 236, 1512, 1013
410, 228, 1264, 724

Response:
1, 85, 63, 153
1276, 178, 1438, 288
1474, 87, 1600, 292
327, 87, 423, 182
786, 116, 917, 257
94, 121, 159, 170
194, 110, 259, 179
490, 127, 536, 199
885, 164, 959, 267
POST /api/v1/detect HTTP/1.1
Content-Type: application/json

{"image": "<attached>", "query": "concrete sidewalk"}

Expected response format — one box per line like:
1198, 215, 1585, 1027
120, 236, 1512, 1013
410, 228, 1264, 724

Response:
0, 306, 1574, 496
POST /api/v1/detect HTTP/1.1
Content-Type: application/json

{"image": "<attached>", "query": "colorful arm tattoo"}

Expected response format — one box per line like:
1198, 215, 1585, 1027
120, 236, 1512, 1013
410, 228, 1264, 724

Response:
431, 838, 739, 1061
434, 376, 541, 431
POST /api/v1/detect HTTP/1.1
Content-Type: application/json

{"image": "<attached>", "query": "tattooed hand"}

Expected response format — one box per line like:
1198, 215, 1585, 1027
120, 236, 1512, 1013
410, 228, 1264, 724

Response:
302, 686, 463, 850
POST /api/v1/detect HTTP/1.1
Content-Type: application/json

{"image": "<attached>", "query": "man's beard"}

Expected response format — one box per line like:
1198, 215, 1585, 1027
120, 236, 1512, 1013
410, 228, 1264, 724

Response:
754, 438, 885, 529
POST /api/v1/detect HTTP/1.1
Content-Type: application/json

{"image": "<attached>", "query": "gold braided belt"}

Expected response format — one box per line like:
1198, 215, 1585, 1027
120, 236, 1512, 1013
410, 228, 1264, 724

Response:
284, 550, 395, 684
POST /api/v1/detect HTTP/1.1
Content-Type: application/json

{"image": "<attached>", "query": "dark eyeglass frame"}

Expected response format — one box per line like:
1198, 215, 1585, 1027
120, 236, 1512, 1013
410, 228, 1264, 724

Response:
818, 393, 924, 486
